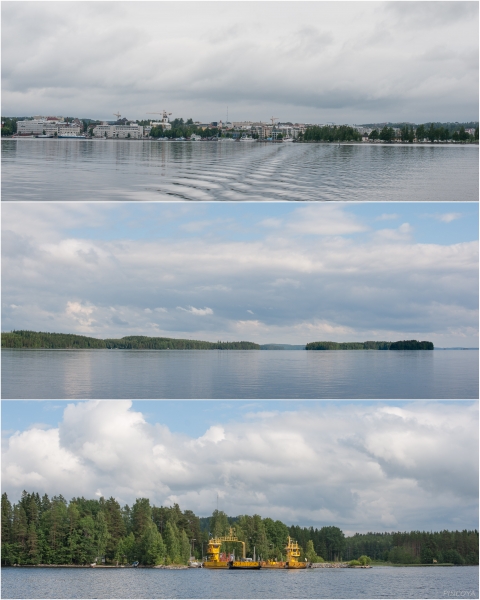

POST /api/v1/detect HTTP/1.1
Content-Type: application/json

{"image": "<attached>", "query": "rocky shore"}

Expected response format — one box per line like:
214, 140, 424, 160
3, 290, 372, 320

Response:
311, 563, 350, 568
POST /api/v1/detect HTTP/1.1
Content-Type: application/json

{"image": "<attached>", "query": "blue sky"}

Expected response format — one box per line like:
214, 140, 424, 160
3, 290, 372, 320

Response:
2, 400, 478, 533
0, 399, 421, 439
58, 202, 478, 246
1, 398, 472, 438
3, 202, 478, 346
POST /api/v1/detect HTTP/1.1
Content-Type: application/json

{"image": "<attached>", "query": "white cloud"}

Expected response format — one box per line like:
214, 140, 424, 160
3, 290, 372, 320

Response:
2, 401, 478, 533
1, 2, 477, 122
65, 301, 96, 330
2, 203, 478, 346
437, 213, 463, 223
177, 306, 214, 316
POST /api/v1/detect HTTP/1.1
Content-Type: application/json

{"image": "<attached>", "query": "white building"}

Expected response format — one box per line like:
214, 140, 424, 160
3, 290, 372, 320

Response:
92, 123, 144, 139
16, 118, 81, 136
150, 121, 171, 131
111, 124, 143, 138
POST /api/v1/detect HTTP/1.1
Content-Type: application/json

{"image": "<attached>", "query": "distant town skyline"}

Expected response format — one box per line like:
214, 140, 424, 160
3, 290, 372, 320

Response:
2, 2, 478, 123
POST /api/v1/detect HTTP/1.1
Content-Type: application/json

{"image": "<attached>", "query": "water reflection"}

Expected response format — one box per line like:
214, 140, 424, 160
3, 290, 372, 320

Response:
2, 140, 477, 201
2, 349, 477, 399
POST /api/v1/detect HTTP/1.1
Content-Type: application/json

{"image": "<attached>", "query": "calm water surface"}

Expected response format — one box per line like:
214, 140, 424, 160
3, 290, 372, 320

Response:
2, 566, 478, 599
2, 350, 477, 399
2, 140, 478, 201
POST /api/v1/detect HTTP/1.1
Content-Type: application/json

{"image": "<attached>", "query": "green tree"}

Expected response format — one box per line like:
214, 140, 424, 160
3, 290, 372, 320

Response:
209, 510, 230, 537
2, 493, 13, 545
443, 549, 465, 565
104, 497, 126, 560
164, 521, 181, 564
180, 529, 191, 564
26, 522, 40, 564
416, 124, 426, 141
75, 516, 97, 564
131, 498, 152, 538
138, 522, 166, 565
305, 539, 321, 563
320, 526, 345, 561
115, 532, 136, 564
379, 126, 395, 142
95, 511, 110, 561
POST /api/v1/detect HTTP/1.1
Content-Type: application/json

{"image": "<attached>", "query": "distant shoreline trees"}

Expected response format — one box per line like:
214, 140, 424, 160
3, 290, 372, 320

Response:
304, 122, 479, 144
2, 493, 478, 566
2, 332, 436, 351
305, 340, 434, 350
1, 331, 260, 350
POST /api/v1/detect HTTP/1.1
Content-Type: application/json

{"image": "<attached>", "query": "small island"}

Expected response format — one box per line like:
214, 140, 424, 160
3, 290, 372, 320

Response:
306, 340, 434, 350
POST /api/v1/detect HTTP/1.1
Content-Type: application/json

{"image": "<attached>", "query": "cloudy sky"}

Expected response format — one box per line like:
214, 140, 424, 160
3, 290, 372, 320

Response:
2, 400, 478, 533
2, 202, 478, 346
2, 2, 478, 123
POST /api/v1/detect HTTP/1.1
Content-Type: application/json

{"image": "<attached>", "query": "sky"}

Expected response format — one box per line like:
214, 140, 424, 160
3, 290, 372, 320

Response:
2, 399, 478, 534
2, 1, 478, 124
2, 202, 478, 347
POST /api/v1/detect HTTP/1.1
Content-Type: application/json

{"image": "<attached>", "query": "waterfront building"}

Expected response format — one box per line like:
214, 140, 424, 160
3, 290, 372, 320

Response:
150, 120, 171, 131
16, 118, 81, 136
92, 123, 144, 139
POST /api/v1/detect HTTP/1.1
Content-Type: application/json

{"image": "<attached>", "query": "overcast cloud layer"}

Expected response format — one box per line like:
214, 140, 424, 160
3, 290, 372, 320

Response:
2, 400, 478, 533
2, 2, 478, 123
2, 202, 478, 346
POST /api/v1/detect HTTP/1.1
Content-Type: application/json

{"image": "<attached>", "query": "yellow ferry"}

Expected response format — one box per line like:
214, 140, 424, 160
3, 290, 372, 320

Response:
203, 538, 228, 569
203, 528, 260, 569
285, 536, 308, 569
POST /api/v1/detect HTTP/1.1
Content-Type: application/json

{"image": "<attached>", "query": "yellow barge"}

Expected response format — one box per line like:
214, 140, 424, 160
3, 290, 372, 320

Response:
203, 530, 306, 571
203, 529, 260, 570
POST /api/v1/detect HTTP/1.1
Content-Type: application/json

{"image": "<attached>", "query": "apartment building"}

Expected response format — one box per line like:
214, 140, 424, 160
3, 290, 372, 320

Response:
92, 123, 144, 139
17, 118, 81, 136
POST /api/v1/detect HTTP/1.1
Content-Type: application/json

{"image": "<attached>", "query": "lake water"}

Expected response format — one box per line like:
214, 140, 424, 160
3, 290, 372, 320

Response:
2, 140, 478, 201
1, 566, 478, 599
2, 349, 477, 399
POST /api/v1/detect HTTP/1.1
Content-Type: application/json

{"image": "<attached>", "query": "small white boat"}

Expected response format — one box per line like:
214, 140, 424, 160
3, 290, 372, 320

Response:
240, 135, 255, 142
58, 134, 86, 139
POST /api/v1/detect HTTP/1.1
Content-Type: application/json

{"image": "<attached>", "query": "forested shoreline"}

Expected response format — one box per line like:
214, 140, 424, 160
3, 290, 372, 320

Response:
1, 331, 259, 350
2, 492, 477, 567
2, 332, 434, 351
306, 340, 434, 350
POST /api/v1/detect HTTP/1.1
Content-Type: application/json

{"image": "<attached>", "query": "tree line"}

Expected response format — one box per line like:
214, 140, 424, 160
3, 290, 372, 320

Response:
344, 530, 478, 565
149, 118, 221, 140
367, 123, 478, 143
1, 331, 260, 350
301, 125, 362, 142
305, 340, 434, 350
2, 493, 477, 566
